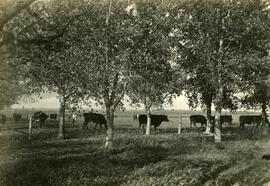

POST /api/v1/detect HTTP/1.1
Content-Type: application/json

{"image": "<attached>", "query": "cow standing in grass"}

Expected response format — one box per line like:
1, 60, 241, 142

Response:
13, 113, 22, 122
239, 115, 270, 130
50, 114, 57, 122
190, 115, 207, 128
32, 111, 48, 127
190, 115, 233, 128
137, 114, 169, 132
83, 113, 107, 130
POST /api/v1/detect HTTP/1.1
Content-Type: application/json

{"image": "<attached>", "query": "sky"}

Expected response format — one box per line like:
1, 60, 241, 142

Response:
12, 93, 191, 110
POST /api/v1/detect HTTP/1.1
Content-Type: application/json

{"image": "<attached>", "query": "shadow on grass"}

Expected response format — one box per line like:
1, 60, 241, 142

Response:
0, 140, 170, 186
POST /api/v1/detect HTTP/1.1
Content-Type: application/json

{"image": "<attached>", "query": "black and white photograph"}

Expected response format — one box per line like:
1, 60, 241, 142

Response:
0, 0, 270, 185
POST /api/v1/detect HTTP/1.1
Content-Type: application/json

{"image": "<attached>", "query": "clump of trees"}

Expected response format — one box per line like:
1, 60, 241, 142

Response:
169, 0, 270, 141
1, 0, 270, 147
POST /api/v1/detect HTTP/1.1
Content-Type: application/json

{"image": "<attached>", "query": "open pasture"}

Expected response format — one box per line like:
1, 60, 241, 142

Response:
0, 110, 270, 185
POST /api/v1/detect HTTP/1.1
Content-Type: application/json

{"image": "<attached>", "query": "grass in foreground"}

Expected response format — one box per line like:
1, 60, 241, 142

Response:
0, 127, 269, 186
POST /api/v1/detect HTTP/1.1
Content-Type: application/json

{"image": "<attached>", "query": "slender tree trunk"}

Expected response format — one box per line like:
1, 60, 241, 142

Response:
261, 101, 267, 125
145, 96, 151, 135
105, 105, 114, 149
58, 97, 66, 139
215, 85, 223, 143
103, 0, 113, 149
261, 100, 268, 136
205, 103, 212, 134
145, 109, 151, 135
214, 31, 225, 143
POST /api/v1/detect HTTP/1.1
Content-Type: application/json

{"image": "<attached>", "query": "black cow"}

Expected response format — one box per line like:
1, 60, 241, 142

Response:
32, 111, 48, 127
137, 114, 169, 132
0, 114, 6, 125
191, 115, 233, 128
83, 113, 107, 130
13, 113, 22, 122
210, 115, 233, 126
220, 115, 233, 126
190, 115, 207, 128
50, 114, 57, 121
239, 115, 270, 130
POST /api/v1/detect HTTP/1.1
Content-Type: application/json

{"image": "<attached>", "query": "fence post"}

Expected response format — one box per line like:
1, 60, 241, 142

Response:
28, 114, 32, 141
178, 116, 182, 134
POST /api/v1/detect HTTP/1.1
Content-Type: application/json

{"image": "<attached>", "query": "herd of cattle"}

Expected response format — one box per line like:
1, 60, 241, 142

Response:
0, 112, 269, 130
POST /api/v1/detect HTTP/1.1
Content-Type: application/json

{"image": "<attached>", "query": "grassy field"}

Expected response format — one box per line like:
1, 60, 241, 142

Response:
0, 110, 270, 186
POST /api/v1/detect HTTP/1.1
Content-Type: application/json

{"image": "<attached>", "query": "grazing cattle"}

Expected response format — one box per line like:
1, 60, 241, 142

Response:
211, 115, 233, 126
50, 114, 57, 121
137, 114, 169, 132
190, 115, 207, 128
220, 115, 233, 126
0, 114, 6, 125
191, 115, 233, 128
83, 112, 107, 130
13, 113, 22, 122
32, 111, 48, 127
239, 115, 270, 129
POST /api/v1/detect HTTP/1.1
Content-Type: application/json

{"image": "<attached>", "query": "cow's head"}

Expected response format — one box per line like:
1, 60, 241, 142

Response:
162, 115, 169, 122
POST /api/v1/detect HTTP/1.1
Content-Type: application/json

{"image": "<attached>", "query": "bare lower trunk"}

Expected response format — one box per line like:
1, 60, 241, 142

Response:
58, 99, 66, 139
214, 36, 224, 143
205, 103, 212, 134
261, 101, 268, 136
28, 115, 32, 141
145, 109, 151, 135
214, 112, 222, 143
105, 106, 114, 149
261, 101, 267, 125
214, 86, 223, 143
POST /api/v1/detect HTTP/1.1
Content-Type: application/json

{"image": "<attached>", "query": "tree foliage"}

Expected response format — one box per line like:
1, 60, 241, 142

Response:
127, 0, 174, 112
169, 0, 270, 140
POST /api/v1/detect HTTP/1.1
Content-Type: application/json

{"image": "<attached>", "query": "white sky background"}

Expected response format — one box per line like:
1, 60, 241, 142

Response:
12, 93, 191, 110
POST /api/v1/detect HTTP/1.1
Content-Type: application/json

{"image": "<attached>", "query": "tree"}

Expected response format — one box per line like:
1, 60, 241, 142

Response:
127, 0, 174, 135
170, 0, 270, 142
8, 0, 89, 139
63, 0, 138, 149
